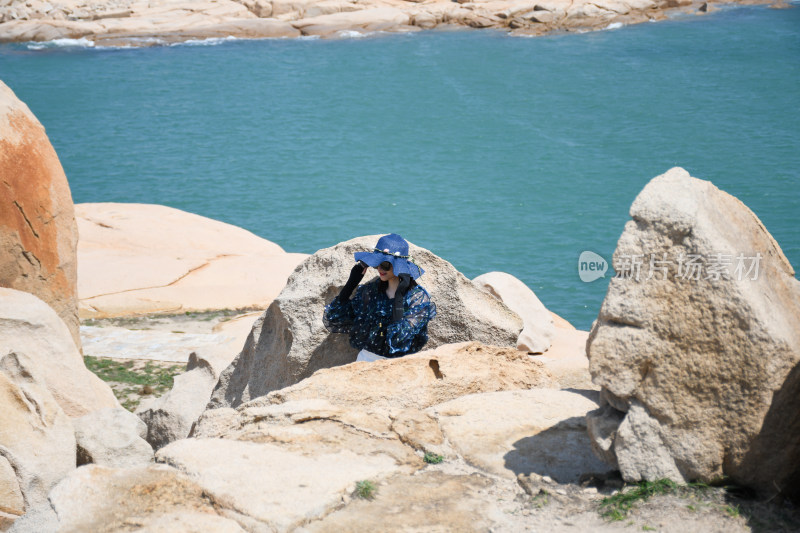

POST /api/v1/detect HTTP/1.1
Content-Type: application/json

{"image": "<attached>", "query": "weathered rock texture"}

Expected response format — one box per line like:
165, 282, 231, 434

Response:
586, 167, 800, 501
0, 80, 80, 349
137, 353, 218, 450
77, 203, 307, 318
0, 288, 119, 417
21, 464, 246, 533
474, 270, 555, 353
73, 408, 153, 468
0, 352, 76, 516
208, 236, 523, 409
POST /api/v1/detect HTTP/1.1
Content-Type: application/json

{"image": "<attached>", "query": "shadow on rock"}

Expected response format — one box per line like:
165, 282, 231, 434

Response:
503, 416, 606, 484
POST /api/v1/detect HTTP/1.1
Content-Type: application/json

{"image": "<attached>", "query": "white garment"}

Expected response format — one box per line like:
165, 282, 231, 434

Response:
356, 349, 388, 362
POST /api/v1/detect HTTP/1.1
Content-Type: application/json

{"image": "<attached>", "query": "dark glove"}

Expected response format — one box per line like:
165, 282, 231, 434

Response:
392, 273, 412, 322
338, 262, 366, 302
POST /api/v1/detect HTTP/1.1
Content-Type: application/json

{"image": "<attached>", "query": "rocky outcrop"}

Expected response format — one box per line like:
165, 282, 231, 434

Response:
474, 271, 555, 353
0, 81, 80, 349
0, 352, 76, 516
77, 203, 307, 319
137, 353, 218, 450
586, 168, 800, 500
0, 288, 119, 417
7, 332, 628, 531
208, 236, 523, 409
0, 0, 750, 46
73, 408, 153, 468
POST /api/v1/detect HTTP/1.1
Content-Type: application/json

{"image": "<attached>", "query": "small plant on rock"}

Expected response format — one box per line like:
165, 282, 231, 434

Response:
355, 480, 377, 500
423, 452, 444, 464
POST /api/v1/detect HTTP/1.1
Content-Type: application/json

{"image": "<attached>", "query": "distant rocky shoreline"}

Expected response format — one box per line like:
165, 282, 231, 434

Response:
0, 0, 789, 47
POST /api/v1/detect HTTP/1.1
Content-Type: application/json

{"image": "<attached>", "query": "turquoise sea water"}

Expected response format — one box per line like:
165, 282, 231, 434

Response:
2, 5, 799, 329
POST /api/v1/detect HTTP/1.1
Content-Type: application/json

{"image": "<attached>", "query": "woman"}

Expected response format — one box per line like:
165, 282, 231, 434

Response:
323, 234, 437, 362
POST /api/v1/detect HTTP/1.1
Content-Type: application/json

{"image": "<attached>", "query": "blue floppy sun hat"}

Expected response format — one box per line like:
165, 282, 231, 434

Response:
354, 233, 425, 279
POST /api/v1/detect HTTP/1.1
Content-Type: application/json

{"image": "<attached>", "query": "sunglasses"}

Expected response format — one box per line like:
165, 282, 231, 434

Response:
377, 261, 393, 271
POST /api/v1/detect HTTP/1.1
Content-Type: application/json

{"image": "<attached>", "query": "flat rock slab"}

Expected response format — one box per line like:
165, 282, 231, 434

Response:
156, 437, 403, 532
431, 389, 608, 482
76, 203, 307, 319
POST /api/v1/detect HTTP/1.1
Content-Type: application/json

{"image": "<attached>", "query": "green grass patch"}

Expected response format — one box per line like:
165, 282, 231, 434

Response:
423, 452, 444, 464
600, 479, 680, 521
355, 480, 377, 500
83, 355, 184, 411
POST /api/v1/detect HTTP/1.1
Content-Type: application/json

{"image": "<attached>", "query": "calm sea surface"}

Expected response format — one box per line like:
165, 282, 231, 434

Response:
2, 4, 798, 329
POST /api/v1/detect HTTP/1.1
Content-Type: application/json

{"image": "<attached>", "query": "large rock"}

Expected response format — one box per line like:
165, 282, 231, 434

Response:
73, 408, 153, 468
0, 80, 80, 349
208, 236, 523, 409
76, 203, 307, 318
0, 352, 76, 516
137, 353, 218, 450
246, 342, 555, 412
0, 288, 119, 417
473, 271, 555, 353
586, 168, 800, 500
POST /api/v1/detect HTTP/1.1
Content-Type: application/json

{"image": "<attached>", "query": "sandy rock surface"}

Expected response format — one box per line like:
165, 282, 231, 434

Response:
0, 80, 80, 349
586, 167, 800, 501
208, 235, 523, 409
0, 0, 767, 46
76, 203, 307, 319
0, 287, 120, 417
